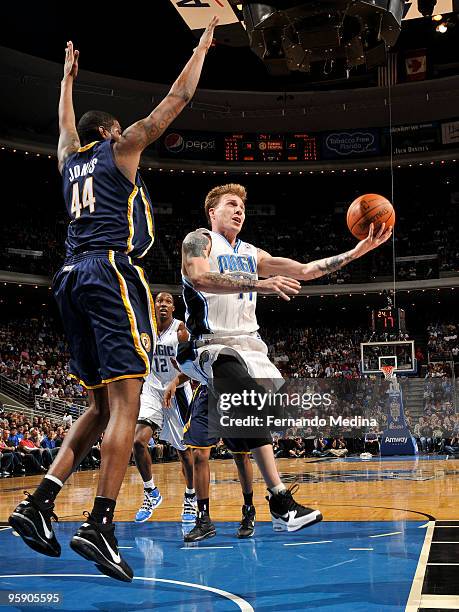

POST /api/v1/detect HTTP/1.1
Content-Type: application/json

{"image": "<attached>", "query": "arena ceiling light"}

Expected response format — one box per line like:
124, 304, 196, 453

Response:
169, 0, 408, 75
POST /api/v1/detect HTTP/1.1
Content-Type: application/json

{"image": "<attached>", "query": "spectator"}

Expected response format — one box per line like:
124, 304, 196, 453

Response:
289, 437, 306, 458
444, 436, 459, 456
330, 436, 348, 457
364, 431, 380, 455
18, 432, 46, 472
62, 410, 73, 428
312, 435, 330, 457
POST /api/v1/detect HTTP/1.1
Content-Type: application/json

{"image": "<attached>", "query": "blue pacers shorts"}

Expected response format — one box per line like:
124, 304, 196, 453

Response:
183, 386, 271, 453
53, 250, 157, 388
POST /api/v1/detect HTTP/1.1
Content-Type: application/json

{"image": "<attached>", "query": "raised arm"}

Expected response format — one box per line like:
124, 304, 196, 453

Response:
182, 230, 301, 301
177, 321, 190, 344
113, 17, 218, 178
57, 41, 81, 174
257, 223, 393, 282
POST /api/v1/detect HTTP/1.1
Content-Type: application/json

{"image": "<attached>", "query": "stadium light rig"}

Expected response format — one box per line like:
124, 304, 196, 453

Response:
171, 0, 457, 75
170, 0, 410, 77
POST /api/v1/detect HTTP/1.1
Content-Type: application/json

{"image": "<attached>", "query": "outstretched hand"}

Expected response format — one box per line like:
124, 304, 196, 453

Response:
63, 41, 79, 79
196, 16, 219, 54
353, 223, 393, 258
257, 276, 301, 301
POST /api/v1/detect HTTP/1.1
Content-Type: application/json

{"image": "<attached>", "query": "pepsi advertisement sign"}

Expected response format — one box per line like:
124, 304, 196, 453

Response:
322, 129, 380, 159
159, 130, 220, 160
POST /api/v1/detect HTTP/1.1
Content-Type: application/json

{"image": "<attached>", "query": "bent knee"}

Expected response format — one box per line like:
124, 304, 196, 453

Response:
133, 437, 148, 452
192, 448, 210, 464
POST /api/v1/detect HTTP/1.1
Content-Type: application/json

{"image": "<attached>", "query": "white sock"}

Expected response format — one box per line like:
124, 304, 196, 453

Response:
270, 483, 286, 496
45, 474, 63, 487
185, 487, 195, 496
143, 478, 155, 490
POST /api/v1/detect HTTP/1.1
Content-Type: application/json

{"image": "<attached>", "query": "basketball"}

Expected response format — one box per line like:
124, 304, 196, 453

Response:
347, 194, 395, 240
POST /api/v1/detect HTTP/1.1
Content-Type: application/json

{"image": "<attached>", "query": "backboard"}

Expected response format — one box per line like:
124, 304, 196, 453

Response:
360, 340, 416, 375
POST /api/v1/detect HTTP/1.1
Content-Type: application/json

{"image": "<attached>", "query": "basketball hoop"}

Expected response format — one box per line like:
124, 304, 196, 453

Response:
380, 365, 395, 380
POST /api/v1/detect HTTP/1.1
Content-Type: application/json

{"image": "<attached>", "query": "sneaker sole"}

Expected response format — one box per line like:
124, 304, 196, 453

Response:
237, 528, 255, 539
134, 512, 153, 524
8, 513, 61, 557
272, 511, 323, 533
70, 536, 132, 583
183, 528, 216, 543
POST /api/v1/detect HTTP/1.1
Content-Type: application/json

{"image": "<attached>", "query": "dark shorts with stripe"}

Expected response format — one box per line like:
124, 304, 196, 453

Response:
183, 386, 271, 453
53, 250, 156, 388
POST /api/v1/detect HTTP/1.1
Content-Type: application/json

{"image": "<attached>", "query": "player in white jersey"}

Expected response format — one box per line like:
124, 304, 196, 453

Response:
178, 183, 392, 540
133, 293, 197, 524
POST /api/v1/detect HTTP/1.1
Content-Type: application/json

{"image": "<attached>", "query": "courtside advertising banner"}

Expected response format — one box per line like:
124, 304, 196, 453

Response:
321, 129, 380, 159
381, 122, 441, 156
159, 130, 220, 161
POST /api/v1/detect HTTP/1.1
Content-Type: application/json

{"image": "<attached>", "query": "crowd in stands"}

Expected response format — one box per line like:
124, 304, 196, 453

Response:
2, 207, 457, 285
0, 318, 88, 401
427, 323, 459, 363
0, 407, 101, 477
265, 326, 364, 378
405, 356, 458, 453
1, 152, 458, 285
1, 313, 458, 473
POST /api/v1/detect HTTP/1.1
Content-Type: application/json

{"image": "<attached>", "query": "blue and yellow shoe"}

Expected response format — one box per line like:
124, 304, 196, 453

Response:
135, 488, 163, 523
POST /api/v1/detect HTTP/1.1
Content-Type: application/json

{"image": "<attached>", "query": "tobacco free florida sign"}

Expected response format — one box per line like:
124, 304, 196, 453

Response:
322, 129, 380, 159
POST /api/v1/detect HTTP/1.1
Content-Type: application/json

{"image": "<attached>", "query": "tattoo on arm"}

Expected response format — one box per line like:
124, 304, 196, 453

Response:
184, 231, 258, 293
140, 94, 187, 145
201, 272, 258, 292
183, 232, 211, 259
313, 251, 354, 276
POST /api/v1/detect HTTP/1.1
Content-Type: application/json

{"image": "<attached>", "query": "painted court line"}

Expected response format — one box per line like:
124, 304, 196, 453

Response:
119, 547, 133, 549
349, 548, 374, 551
369, 531, 402, 538
0, 574, 253, 612
405, 520, 435, 612
427, 563, 459, 566
284, 540, 333, 547
316, 559, 357, 571
419, 595, 459, 609
180, 546, 234, 550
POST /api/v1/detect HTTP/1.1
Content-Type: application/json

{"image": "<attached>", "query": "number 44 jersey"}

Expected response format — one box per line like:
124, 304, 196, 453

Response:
62, 139, 154, 259
147, 319, 184, 391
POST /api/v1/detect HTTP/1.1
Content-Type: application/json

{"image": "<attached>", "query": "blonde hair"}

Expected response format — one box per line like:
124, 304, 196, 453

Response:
204, 184, 247, 225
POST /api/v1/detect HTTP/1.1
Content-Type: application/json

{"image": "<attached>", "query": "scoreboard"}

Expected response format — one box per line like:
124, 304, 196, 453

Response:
224, 133, 318, 162
371, 308, 406, 333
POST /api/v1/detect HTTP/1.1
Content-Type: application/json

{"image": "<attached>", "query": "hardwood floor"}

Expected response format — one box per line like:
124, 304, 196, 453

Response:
1, 457, 458, 523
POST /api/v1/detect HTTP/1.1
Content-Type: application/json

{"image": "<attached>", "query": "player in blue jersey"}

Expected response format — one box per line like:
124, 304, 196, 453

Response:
9, 17, 219, 583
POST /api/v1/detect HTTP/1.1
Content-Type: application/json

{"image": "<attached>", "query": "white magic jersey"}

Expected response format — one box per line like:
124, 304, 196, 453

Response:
183, 229, 259, 338
146, 318, 184, 390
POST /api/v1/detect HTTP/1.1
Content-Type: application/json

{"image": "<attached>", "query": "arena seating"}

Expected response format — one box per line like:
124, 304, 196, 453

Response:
1, 152, 458, 284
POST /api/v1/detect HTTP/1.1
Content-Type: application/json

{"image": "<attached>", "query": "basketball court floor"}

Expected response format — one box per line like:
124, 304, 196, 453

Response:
1, 456, 458, 611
